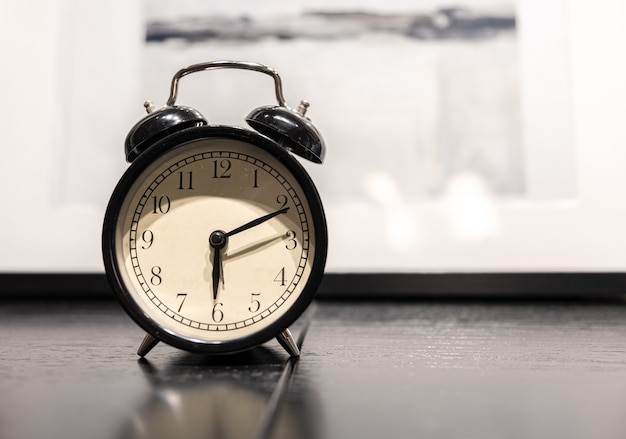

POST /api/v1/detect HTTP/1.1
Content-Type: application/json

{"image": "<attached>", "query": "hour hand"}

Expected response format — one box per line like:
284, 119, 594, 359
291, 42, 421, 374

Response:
209, 230, 227, 300
211, 247, 221, 300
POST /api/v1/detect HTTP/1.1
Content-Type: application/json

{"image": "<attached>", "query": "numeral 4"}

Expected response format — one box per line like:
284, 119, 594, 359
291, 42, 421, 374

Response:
274, 267, 286, 286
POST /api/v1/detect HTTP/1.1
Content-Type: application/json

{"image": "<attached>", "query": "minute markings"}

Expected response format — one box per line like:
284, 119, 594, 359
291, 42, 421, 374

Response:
128, 148, 311, 331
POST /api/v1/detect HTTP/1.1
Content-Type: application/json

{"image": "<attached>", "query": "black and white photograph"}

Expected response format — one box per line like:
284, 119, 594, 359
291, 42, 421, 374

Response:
143, 0, 522, 200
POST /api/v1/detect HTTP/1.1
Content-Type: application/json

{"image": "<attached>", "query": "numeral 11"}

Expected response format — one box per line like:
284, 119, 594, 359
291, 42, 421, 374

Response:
177, 171, 193, 190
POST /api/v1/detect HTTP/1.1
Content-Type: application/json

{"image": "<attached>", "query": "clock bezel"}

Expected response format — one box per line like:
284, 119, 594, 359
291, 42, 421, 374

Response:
102, 125, 328, 354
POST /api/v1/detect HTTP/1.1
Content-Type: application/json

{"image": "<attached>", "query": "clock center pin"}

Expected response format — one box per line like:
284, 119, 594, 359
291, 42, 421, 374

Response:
209, 230, 228, 250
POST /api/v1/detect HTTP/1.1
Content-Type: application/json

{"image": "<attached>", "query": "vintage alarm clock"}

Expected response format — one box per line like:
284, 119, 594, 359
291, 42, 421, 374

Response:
102, 61, 327, 357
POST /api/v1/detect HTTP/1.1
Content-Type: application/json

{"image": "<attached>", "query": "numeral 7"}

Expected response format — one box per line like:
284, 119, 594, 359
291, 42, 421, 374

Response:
177, 293, 187, 312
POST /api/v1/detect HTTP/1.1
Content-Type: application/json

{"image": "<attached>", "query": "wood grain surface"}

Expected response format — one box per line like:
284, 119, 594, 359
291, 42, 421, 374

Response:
1, 300, 625, 439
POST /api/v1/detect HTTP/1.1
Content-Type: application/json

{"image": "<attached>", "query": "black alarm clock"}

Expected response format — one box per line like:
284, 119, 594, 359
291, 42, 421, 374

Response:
102, 61, 327, 357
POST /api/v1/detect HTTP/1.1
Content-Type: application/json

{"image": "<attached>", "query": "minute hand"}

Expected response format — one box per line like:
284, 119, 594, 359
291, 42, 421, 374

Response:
225, 207, 289, 238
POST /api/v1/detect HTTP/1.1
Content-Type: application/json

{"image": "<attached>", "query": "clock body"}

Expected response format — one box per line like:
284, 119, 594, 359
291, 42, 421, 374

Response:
102, 125, 327, 354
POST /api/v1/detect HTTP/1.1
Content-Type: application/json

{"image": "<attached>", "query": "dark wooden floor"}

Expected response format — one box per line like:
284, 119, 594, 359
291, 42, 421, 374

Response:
1, 300, 626, 439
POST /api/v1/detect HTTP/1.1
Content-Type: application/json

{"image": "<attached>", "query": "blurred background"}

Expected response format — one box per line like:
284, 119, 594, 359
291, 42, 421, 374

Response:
1, 0, 626, 274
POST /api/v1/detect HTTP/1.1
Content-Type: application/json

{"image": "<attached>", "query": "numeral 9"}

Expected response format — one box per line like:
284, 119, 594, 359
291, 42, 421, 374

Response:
141, 230, 154, 249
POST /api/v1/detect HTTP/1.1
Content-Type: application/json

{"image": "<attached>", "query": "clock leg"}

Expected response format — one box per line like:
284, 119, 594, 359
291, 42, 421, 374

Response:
276, 328, 300, 357
137, 333, 160, 357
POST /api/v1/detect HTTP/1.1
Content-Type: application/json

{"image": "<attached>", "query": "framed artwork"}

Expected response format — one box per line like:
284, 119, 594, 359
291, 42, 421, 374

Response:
139, 0, 578, 272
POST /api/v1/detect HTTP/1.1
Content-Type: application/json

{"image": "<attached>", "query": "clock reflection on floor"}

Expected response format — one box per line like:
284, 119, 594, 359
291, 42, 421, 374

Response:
118, 354, 319, 439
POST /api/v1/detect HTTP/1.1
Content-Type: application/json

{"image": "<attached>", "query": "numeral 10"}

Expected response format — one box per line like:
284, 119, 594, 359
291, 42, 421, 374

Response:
151, 195, 170, 214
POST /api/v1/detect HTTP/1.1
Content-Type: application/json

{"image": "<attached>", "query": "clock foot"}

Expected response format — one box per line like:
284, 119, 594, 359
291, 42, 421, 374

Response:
137, 333, 159, 357
276, 328, 300, 357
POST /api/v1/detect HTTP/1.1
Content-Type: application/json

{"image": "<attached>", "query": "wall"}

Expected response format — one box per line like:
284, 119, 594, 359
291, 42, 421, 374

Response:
1, 0, 625, 272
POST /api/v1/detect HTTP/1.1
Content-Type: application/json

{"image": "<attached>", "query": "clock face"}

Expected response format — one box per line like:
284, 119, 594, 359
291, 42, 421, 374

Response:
104, 128, 326, 353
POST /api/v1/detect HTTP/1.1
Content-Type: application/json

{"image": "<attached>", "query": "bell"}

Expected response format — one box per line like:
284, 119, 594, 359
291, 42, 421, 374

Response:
125, 103, 207, 162
246, 101, 325, 164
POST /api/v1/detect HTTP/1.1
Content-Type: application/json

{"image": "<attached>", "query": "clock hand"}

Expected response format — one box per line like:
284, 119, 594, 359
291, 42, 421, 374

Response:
225, 207, 289, 238
208, 208, 288, 298
209, 231, 227, 300
212, 247, 221, 300
225, 235, 282, 262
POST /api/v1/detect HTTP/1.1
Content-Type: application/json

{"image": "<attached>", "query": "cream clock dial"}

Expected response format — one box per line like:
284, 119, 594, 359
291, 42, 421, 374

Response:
119, 137, 314, 339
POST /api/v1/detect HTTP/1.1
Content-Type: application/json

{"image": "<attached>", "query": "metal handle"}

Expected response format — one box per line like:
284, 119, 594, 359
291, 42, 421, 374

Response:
166, 60, 287, 107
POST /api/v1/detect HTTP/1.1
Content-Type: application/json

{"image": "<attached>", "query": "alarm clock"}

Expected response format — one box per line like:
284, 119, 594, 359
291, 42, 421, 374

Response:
102, 61, 327, 357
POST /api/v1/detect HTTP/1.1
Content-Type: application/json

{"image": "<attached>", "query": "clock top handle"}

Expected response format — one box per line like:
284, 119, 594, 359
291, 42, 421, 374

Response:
166, 60, 287, 107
